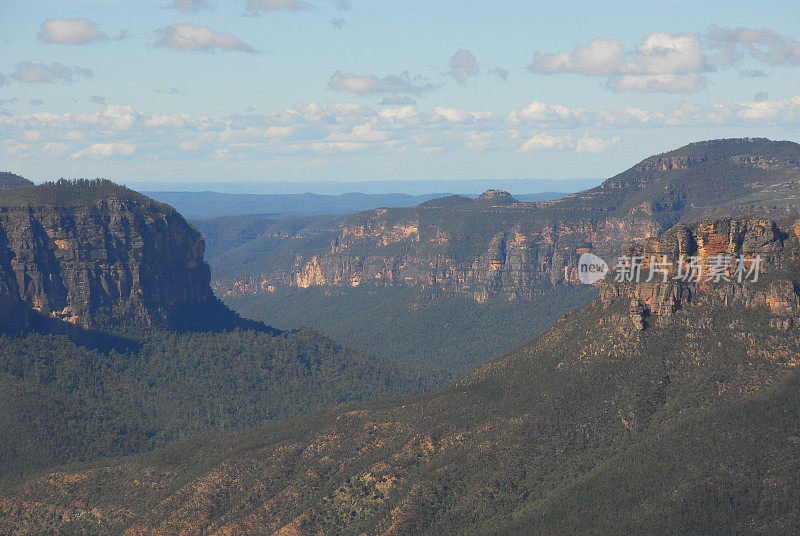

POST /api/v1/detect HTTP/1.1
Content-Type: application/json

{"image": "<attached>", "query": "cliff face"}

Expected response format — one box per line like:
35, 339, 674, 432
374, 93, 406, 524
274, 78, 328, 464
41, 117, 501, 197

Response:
281, 210, 659, 302
7, 217, 800, 535
0, 180, 215, 329
600, 216, 800, 332
215, 138, 800, 302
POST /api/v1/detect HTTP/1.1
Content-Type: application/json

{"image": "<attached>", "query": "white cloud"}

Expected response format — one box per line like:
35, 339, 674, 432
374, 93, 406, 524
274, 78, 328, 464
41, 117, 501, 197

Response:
507, 101, 585, 125
70, 143, 137, 159
630, 32, 706, 75
433, 107, 493, 123
155, 24, 258, 53
531, 33, 707, 78
168, 0, 211, 13
576, 133, 619, 153
530, 32, 707, 93
450, 49, 478, 84
735, 95, 800, 123
3, 96, 800, 168
530, 38, 626, 76
520, 133, 573, 152
610, 73, 705, 93
247, 0, 314, 12
329, 71, 436, 96
11, 62, 92, 84
528, 27, 800, 93
38, 18, 106, 45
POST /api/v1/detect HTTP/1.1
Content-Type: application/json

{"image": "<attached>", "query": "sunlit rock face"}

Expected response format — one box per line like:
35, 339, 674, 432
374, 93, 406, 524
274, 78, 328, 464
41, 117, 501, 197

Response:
0, 182, 214, 328
600, 216, 800, 331
216, 139, 800, 302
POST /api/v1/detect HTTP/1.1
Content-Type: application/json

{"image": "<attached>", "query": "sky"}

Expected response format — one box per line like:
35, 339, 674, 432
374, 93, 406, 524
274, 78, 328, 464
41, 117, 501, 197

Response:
1, 0, 799, 186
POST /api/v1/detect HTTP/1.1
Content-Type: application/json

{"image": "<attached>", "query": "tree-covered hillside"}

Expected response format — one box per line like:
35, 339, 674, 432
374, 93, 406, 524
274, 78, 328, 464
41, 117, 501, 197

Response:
0, 324, 448, 477
4, 215, 799, 535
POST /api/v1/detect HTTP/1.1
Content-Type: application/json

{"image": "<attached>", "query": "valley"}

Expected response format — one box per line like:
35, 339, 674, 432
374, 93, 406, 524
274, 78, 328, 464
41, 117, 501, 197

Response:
2, 138, 800, 533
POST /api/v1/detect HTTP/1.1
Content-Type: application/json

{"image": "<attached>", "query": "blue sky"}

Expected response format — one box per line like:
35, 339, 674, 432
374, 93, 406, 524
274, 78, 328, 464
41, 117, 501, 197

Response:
1, 0, 799, 185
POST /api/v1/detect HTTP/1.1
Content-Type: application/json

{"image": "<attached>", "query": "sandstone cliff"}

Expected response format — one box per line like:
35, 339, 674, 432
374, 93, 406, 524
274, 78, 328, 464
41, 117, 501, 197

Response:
600, 216, 800, 332
215, 138, 800, 302
0, 179, 216, 329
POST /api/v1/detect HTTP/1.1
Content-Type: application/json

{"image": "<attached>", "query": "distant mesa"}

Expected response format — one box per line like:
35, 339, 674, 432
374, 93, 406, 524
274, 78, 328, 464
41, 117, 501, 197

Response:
476, 189, 517, 203
0, 172, 33, 191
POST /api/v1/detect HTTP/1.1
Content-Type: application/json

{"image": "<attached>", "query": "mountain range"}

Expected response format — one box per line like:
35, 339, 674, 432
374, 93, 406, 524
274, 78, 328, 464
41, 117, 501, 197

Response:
211, 137, 800, 371
1, 138, 800, 533
3, 213, 798, 534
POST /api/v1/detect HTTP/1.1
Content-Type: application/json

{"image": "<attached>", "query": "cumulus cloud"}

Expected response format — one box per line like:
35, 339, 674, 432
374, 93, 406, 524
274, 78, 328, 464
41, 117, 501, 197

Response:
528, 27, 800, 93
507, 100, 585, 125
168, 0, 211, 12
4, 96, 800, 168
155, 24, 258, 53
520, 133, 619, 154
530, 32, 707, 93
11, 62, 92, 84
433, 107, 494, 123
753, 91, 769, 102
38, 18, 106, 45
450, 49, 478, 84
610, 73, 705, 93
247, 0, 314, 12
70, 142, 137, 159
520, 133, 573, 152
329, 71, 436, 96
631, 32, 707, 75
531, 37, 627, 76
0, 74, 6, 87
576, 133, 619, 153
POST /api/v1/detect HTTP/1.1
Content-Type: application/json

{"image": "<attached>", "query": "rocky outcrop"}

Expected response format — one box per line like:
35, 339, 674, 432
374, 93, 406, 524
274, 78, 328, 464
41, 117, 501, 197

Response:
0, 180, 216, 329
600, 216, 800, 332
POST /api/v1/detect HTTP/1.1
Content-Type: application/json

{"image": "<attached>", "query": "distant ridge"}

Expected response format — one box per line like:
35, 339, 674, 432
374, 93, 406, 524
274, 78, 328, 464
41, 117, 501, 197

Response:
214, 138, 800, 302
0, 171, 33, 190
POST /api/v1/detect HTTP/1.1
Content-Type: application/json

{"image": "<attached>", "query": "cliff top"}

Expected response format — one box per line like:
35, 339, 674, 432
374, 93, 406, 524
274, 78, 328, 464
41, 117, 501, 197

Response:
647, 137, 800, 163
0, 178, 159, 209
475, 189, 517, 203
0, 172, 33, 191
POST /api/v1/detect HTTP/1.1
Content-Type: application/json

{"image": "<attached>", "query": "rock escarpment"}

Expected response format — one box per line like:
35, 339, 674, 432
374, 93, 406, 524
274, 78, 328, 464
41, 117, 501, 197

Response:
0, 179, 216, 329
600, 216, 800, 332
216, 138, 800, 302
